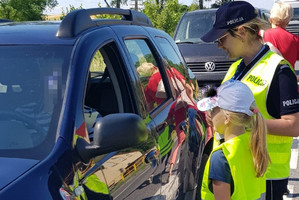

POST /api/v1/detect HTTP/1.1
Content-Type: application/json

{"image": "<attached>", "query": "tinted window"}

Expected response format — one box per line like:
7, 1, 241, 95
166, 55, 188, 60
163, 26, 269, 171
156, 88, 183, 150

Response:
174, 11, 216, 43
155, 37, 188, 95
84, 50, 107, 135
84, 44, 121, 135
155, 37, 186, 75
293, 8, 299, 20
0, 46, 70, 159
125, 39, 168, 111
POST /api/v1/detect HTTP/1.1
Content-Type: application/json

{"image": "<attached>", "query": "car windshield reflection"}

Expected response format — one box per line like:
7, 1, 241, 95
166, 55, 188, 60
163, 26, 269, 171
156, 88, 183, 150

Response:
0, 46, 70, 159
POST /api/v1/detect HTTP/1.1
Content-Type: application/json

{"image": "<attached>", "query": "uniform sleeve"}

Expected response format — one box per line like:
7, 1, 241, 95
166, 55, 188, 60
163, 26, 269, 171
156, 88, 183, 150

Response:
274, 64, 299, 116
209, 150, 232, 184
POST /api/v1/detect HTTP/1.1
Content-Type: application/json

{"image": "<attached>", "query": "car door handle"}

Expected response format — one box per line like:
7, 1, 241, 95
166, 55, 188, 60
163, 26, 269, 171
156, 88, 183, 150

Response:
145, 149, 157, 167
156, 122, 167, 133
179, 121, 188, 133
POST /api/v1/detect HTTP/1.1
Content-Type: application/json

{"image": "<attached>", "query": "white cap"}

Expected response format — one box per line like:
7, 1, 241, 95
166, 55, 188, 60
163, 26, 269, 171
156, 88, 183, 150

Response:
197, 80, 256, 116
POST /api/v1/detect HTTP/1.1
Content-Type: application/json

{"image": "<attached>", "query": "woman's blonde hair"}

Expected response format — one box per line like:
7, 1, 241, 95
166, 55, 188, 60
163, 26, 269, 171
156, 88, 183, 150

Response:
270, 2, 293, 27
223, 103, 271, 177
229, 17, 270, 43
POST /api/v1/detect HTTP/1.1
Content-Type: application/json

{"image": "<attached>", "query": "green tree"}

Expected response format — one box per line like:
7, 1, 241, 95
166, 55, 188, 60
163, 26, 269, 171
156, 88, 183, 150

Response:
0, 0, 58, 21
110, 0, 128, 8
196, 0, 204, 9
211, 0, 232, 8
60, 3, 124, 20
60, 4, 83, 20
143, 0, 194, 36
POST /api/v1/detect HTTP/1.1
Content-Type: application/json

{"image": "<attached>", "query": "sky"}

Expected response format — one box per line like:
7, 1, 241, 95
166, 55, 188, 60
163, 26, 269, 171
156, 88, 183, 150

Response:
44, 0, 275, 15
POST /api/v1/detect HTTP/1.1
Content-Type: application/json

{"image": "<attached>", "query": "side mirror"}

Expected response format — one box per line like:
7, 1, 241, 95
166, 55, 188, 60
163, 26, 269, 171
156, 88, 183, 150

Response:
76, 113, 148, 163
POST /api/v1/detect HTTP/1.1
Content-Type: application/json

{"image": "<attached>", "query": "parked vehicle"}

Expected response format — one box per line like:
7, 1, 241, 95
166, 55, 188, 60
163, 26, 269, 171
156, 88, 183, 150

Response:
0, 8, 212, 200
283, 0, 299, 33
173, 8, 270, 86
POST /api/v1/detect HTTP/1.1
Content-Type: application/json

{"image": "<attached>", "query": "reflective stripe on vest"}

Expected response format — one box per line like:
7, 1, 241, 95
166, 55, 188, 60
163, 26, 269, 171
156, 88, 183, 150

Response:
222, 50, 295, 179
201, 132, 266, 200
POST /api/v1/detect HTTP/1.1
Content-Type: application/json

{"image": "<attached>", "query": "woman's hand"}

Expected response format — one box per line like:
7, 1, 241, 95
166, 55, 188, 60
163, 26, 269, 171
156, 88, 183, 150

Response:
205, 111, 213, 127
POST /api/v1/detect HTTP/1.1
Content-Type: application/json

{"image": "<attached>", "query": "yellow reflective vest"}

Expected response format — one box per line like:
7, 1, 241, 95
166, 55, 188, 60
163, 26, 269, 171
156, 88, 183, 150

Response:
201, 132, 266, 200
222, 50, 295, 179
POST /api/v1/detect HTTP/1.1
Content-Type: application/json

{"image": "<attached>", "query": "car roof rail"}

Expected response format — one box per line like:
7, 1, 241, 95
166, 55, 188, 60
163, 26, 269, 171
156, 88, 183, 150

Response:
0, 19, 13, 23
57, 7, 153, 38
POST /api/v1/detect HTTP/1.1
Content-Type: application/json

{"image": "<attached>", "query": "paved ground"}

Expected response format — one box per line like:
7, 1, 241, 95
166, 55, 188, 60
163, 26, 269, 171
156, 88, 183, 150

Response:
283, 136, 299, 200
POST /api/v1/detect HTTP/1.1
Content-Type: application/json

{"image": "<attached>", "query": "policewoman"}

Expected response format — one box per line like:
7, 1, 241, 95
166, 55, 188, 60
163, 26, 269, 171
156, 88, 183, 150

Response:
201, 1, 299, 200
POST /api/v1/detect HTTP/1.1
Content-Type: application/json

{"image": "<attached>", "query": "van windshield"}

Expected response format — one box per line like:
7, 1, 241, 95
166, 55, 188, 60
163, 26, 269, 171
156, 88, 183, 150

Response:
174, 11, 216, 43
0, 45, 71, 160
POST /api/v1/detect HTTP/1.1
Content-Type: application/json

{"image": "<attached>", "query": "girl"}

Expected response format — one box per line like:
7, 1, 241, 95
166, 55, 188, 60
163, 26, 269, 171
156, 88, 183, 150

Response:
198, 80, 270, 200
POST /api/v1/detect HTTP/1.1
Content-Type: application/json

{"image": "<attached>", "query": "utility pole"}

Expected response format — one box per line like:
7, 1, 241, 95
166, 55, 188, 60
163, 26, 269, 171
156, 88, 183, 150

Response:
135, 0, 138, 10
199, 0, 203, 9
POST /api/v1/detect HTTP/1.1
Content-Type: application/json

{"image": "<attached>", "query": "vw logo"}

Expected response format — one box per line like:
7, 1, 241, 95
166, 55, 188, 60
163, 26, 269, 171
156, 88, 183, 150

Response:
204, 62, 216, 72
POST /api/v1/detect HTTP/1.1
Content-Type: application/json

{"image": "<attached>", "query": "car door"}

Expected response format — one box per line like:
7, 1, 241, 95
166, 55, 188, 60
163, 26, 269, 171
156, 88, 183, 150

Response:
152, 33, 210, 198
100, 36, 168, 200
68, 26, 168, 199
114, 25, 208, 199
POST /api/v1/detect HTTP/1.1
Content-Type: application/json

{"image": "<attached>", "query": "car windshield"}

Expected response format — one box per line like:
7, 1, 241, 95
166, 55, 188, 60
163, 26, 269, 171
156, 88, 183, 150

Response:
0, 45, 71, 160
174, 11, 216, 43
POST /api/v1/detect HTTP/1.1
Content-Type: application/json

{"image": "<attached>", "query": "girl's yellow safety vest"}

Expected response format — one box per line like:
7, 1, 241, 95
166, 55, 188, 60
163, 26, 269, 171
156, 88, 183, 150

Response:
201, 132, 266, 200
222, 50, 295, 179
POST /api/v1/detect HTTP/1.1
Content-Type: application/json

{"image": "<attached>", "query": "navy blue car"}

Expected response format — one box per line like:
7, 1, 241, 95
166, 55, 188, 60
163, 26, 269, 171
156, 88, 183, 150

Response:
0, 8, 213, 200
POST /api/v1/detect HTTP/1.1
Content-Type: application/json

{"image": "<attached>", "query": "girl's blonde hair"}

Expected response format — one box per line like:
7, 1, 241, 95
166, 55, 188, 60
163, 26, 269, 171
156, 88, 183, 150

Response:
223, 103, 271, 177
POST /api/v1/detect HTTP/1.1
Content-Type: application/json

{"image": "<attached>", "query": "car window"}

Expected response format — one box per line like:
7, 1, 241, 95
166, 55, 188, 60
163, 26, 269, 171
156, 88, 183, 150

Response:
84, 50, 106, 136
155, 37, 189, 95
293, 7, 299, 20
84, 43, 123, 137
125, 39, 168, 112
0, 46, 70, 159
174, 11, 216, 43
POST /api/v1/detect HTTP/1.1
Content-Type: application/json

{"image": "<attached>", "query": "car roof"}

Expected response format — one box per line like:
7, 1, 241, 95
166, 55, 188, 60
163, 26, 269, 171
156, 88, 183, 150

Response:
184, 7, 268, 14
0, 19, 12, 23
0, 8, 153, 46
0, 21, 76, 45
185, 9, 217, 15
182, 7, 269, 21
